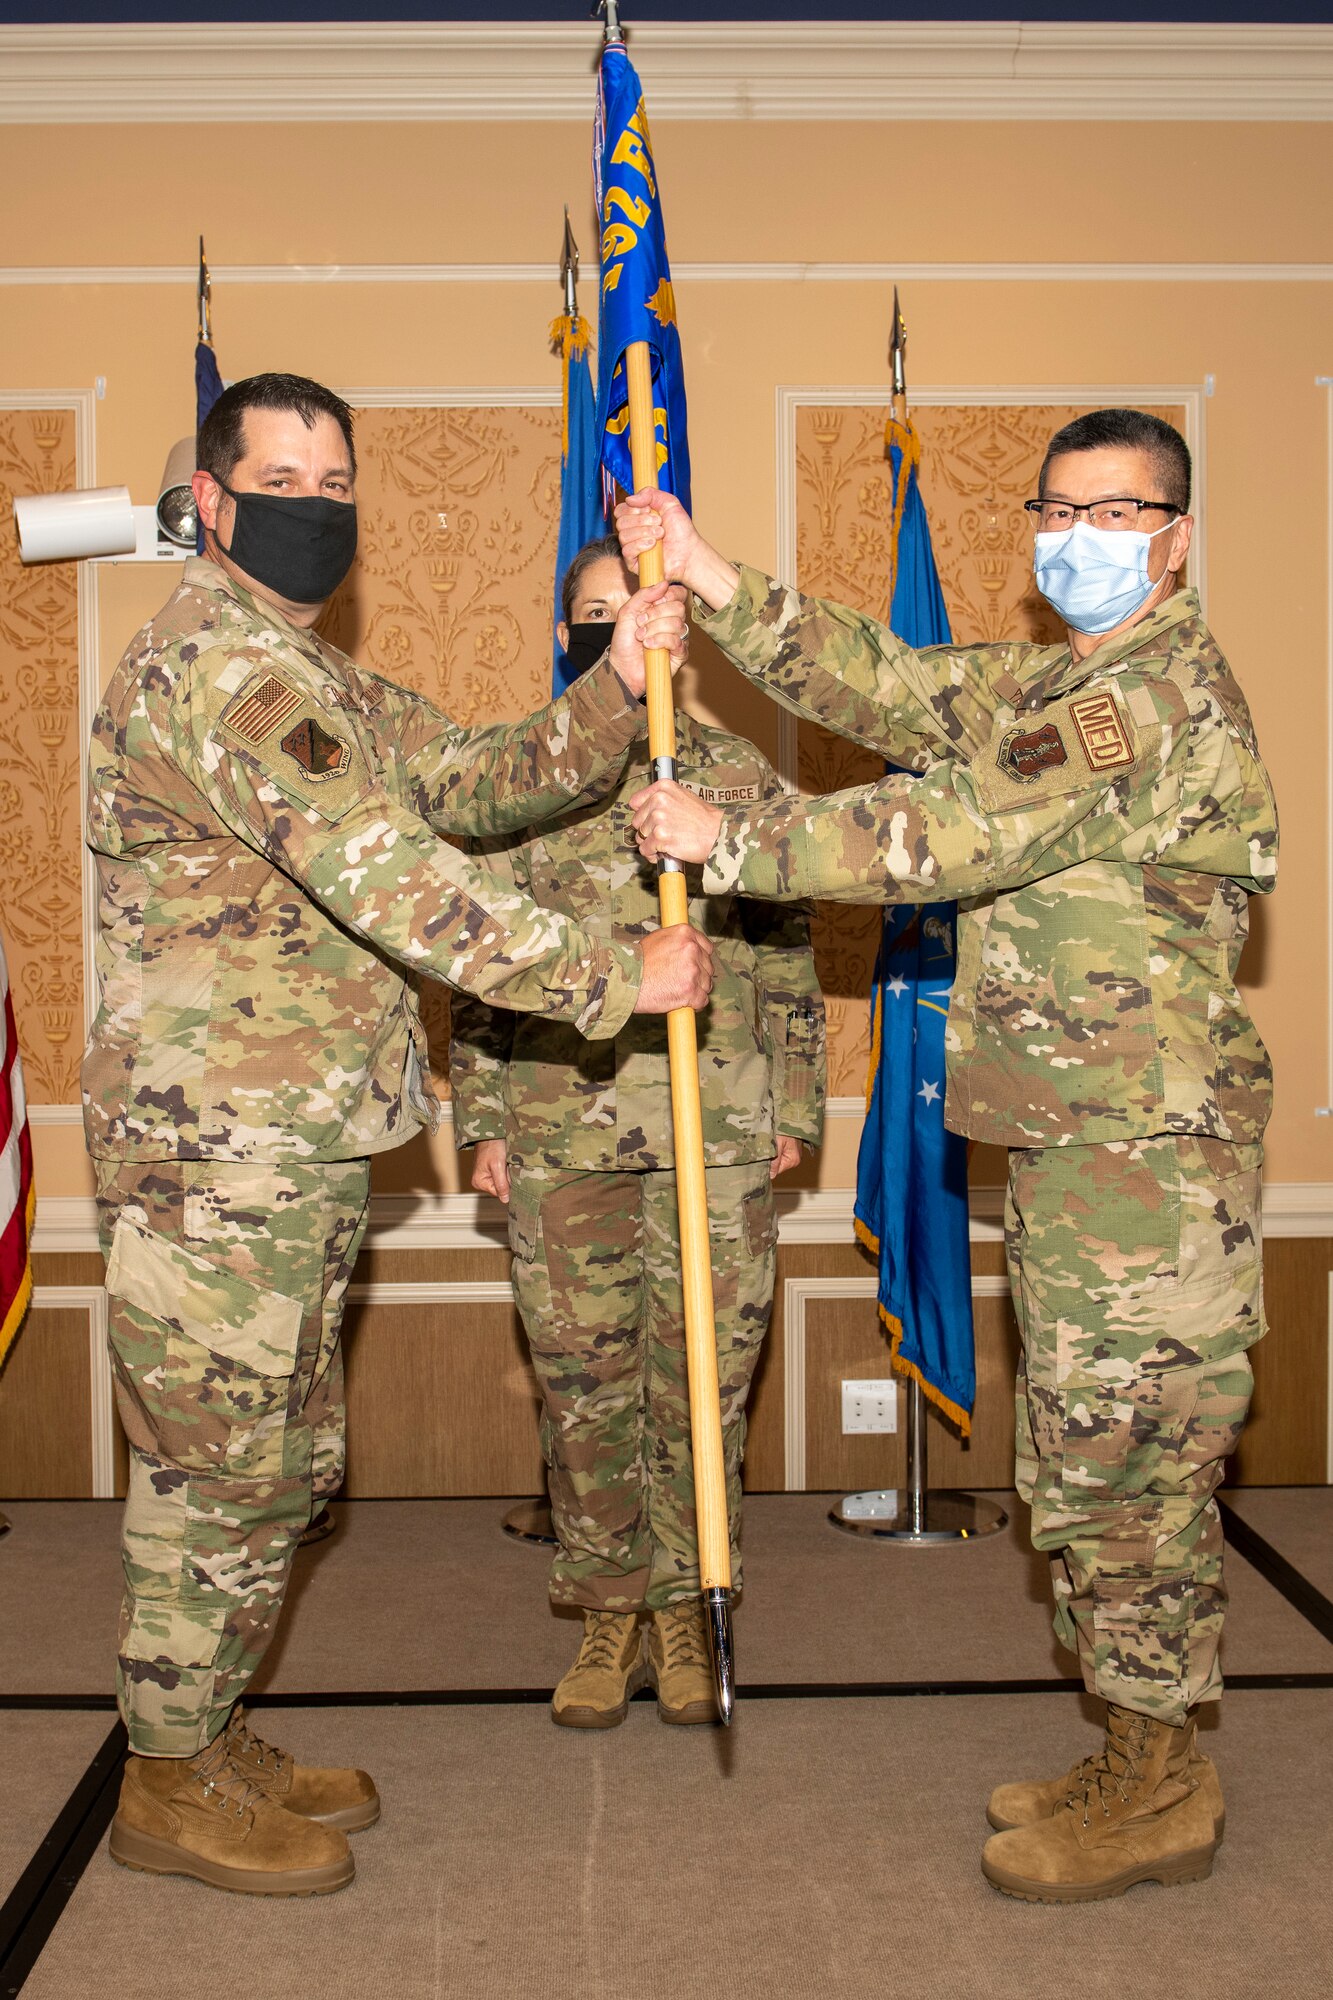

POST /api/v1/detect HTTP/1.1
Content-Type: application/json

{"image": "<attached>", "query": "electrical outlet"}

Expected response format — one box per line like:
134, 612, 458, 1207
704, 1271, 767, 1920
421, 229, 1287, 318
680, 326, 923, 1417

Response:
841, 1379, 898, 1434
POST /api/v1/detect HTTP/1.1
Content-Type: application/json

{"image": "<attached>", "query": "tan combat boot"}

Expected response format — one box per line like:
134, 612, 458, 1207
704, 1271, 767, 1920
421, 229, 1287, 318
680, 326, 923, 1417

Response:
109, 1733, 354, 1896
987, 1711, 1224, 1840
551, 1611, 646, 1728
646, 1601, 717, 1726
224, 1706, 380, 1832
981, 1703, 1219, 1903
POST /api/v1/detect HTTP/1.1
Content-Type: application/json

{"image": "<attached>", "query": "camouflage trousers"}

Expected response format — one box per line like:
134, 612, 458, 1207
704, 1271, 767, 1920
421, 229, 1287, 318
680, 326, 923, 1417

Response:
1008, 1133, 1264, 1726
96, 1156, 371, 1756
507, 1158, 777, 1613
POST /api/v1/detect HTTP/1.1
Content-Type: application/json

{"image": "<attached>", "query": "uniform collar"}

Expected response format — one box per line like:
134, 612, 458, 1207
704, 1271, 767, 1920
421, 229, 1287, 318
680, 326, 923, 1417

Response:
183, 554, 335, 667
1019, 587, 1201, 710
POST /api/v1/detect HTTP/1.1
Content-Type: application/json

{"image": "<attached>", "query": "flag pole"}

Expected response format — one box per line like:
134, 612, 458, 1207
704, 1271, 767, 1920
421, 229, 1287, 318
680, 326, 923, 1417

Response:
624, 341, 734, 1724
830, 285, 1005, 1546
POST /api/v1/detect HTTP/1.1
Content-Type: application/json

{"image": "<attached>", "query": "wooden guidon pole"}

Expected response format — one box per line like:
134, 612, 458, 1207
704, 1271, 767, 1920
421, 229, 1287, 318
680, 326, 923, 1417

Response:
623, 340, 734, 1725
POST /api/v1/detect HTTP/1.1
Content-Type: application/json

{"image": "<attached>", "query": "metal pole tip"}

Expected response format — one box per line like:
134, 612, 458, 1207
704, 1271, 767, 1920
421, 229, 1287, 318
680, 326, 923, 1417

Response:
703, 1587, 734, 1725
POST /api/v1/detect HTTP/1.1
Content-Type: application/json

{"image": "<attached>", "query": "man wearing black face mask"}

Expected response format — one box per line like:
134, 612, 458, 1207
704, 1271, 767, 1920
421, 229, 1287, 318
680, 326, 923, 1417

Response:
83, 374, 714, 1900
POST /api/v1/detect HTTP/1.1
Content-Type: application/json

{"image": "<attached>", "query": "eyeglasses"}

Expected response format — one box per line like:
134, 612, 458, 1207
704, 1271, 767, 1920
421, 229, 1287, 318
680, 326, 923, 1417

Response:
1024, 498, 1180, 533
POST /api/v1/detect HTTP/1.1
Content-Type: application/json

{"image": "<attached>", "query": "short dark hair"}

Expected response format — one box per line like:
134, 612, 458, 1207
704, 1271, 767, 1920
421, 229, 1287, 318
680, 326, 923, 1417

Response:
1039, 409, 1190, 515
560, 533, 627, 624
196, 372, 357, 484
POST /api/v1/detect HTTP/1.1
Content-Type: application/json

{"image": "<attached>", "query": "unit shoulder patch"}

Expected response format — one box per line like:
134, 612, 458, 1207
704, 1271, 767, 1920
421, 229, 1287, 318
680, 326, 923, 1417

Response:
996, 722, 1068, 784
279, 715, 352, 784
1068, 689, 1135, 773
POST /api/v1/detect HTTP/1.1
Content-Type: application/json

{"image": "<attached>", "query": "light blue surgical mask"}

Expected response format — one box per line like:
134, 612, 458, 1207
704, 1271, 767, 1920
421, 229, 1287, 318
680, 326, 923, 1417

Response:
1032, 517, 1178, 636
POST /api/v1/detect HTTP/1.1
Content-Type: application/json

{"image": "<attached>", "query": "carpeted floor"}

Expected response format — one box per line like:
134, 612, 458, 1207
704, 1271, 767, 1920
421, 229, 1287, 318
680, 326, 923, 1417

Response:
4, 1491, 1330, 1999
0, 1715, 111, 1904
19, 1690, 1333, 2000
1, 1492, 1329, 1697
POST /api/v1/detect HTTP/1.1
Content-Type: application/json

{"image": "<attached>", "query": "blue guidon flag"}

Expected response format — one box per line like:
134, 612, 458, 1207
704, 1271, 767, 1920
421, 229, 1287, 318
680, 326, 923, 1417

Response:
592, 39, 691, 512
551, 304, 607, 696
853, 417, 976, 1433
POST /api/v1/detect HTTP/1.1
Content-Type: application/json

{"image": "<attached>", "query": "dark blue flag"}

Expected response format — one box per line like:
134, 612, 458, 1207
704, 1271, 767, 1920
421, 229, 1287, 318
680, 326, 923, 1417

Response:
592, 41, 690, 511
853, 417, 976, 1432
194, 340, 224, 554
551, 309, 607, 695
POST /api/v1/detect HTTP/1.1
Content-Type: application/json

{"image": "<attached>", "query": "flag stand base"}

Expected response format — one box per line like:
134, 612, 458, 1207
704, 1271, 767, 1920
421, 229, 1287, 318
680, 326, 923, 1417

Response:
828, 1488, 1006, 1542
828, 1379, 1007, 1542
500, 1498, 558, 1546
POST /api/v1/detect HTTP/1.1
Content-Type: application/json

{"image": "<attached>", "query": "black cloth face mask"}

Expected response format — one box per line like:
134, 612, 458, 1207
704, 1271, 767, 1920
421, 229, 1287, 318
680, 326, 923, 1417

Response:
215, 478, 359, 606
560, 621, 615, 681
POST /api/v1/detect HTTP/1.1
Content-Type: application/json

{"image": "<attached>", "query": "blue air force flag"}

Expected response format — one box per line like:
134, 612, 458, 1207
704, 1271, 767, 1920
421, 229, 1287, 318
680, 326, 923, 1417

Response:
853, 417, 976, 1432
593, 41, 691, 511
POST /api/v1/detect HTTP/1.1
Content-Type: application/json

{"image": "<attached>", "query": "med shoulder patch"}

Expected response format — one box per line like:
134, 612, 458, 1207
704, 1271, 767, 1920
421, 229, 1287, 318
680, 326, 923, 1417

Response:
1068, 690, 1135, 773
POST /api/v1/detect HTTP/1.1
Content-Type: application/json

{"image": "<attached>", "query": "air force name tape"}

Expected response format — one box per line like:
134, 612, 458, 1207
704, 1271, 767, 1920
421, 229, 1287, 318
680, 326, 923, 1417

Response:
679, 780, 762, 805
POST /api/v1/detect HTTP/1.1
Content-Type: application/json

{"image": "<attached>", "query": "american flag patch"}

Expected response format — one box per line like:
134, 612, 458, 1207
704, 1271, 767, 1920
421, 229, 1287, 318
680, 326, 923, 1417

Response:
222, 674, 304, 745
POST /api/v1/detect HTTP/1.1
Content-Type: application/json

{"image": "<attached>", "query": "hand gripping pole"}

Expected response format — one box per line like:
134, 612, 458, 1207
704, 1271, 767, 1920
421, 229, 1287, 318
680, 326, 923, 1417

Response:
624, 341, 733, 1724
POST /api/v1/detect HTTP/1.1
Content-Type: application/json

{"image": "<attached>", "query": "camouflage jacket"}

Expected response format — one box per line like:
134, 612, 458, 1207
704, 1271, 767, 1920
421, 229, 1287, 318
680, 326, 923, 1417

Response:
450, 711, 826, 1170
697, 571, 1277, 1149
83, 558, 652, 1164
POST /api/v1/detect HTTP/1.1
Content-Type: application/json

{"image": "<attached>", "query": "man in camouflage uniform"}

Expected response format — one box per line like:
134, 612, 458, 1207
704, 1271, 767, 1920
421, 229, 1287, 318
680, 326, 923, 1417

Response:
85, 373, 712, 1897
619, 409, 1277, 1900
451, 536, 825, 1730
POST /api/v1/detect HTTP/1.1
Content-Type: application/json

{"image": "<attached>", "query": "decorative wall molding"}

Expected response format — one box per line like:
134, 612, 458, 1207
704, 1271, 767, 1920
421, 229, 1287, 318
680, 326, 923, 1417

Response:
4, 24, 1333, 125
782, 1271, 1012, 1490
6, 263, 1333, 290
32, 1181, 1333, 1261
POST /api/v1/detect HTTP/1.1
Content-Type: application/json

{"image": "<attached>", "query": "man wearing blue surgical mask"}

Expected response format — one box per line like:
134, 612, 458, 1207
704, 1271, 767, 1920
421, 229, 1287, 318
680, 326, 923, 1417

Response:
616, 407, 1277, 1907
1027, 427, 1192, 649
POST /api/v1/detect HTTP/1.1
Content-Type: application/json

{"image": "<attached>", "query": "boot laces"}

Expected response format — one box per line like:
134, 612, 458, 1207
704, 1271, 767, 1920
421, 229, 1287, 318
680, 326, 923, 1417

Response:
1070, 1713, 1152, 1826
224, 1705, 290, 1778
189, 1733, 268, 1819
578, 1614, 635, 1671
658, 1604, 709, 1670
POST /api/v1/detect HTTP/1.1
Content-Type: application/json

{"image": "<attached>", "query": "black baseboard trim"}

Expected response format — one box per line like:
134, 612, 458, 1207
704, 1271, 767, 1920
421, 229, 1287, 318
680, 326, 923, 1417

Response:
5, 1668, 1331, 1717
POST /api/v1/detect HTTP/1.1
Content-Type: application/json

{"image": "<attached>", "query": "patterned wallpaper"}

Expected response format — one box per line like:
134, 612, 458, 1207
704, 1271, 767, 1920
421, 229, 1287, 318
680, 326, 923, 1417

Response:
795, 401, 1185, 1097
321, 401, 564, 1083
0, 409, 81, 1104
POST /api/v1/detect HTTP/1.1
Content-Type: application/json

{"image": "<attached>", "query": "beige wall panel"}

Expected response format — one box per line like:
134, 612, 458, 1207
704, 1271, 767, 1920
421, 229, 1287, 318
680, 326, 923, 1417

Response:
0, 1308, 91, 1496
341, 1297, 543, 1497
1232, 1237, 1333, 1485
2, 119, 1331, 270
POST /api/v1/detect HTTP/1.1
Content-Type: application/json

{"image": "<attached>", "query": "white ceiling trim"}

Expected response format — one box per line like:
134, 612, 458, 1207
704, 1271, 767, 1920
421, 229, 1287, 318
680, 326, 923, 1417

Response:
4, 22, 1333, 125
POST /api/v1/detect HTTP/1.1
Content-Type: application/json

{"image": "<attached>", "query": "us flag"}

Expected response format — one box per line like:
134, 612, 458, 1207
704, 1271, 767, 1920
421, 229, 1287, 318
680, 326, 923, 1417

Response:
0, 935, 34, 1369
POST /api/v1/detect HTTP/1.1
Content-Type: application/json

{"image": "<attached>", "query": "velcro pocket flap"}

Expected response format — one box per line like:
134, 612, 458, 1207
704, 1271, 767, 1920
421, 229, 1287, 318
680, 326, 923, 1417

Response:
106, 1220, 303, 1378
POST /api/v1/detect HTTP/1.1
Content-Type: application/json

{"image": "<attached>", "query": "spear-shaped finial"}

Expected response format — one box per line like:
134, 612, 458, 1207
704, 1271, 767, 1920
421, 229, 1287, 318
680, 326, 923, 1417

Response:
560, 207, 580, 319
593, 0, 624, 45
197, 235, 213, 348
889, 284, 907, 414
